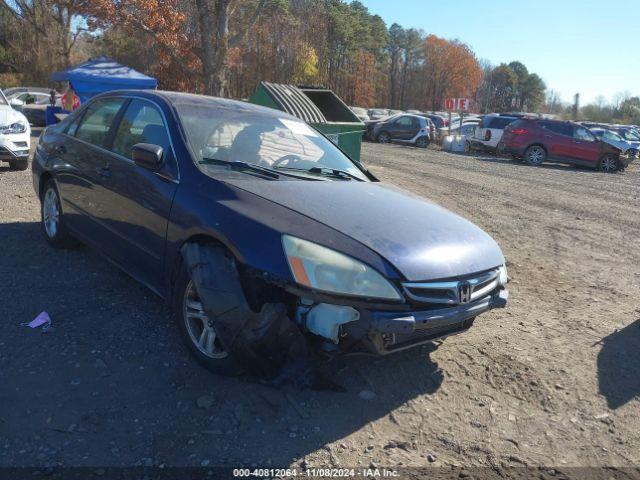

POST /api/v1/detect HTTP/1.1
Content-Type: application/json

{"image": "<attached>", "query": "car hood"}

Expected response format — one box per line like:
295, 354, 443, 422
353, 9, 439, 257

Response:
0, 105, 27, 126
225, 179, 505, 281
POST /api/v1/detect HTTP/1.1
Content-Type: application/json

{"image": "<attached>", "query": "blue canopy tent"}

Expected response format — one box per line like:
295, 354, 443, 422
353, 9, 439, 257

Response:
51, 56, 157, 103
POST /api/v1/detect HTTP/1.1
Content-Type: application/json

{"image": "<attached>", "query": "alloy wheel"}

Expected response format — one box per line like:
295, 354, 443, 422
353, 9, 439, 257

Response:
377, 132, 390, 143
527, 146, 545, 165
600, 154, 619, 173
183, 280, 228, 359
416, 137, 428, 148
43, 188, 60, 238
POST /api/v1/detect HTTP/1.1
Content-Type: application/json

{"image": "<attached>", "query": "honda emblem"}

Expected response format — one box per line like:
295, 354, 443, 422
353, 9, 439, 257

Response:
458, 281, 471, 304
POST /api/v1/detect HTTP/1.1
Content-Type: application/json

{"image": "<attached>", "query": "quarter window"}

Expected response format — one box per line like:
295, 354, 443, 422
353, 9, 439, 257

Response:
75, 99, 125, 146
112, 100, 170, 159
488, 117, 515, 129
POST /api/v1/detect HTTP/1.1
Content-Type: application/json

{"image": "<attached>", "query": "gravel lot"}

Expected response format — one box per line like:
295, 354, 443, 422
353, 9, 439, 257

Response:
1, 135, 639, 474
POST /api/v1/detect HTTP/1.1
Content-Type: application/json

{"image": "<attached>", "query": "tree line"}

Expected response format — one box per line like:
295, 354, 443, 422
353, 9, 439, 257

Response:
2, 0, 548, 113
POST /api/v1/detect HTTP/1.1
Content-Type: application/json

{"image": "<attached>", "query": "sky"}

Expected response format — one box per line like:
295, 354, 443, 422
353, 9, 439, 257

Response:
356, 0, 640, 105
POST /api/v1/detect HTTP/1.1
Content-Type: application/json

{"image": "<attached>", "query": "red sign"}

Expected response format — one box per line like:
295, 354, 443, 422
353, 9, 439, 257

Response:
444, 98, 456, 110
457, 98, 470, 111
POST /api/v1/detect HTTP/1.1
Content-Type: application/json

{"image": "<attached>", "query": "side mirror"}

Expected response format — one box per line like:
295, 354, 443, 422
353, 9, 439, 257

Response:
10, 98, 24, 107
132, 143, 163, 171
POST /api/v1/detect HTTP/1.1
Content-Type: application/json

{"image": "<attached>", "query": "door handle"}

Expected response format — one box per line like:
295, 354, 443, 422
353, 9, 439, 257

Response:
96, 166, 111, 178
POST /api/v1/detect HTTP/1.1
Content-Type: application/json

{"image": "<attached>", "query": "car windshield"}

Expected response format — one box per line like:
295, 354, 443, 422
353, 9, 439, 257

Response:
0, 90, 8, 106
351, 107, 367, 115
620, 130, 640, 141
603, 131, 624, 142
174, 99, 367, 180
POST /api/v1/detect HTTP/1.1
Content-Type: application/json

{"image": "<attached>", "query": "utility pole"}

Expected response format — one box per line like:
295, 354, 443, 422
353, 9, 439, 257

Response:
572, 93, 580, 120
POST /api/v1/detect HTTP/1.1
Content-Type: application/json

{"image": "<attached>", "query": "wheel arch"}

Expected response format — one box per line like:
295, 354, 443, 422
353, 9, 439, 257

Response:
168, 232, 240, 302
38, 171, 54, 200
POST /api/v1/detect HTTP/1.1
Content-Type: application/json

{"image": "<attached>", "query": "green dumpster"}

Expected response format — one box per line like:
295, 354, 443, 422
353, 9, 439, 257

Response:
249, 82, 365, 161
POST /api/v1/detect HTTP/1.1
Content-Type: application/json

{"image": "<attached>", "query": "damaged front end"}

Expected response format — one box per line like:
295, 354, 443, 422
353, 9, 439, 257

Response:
291, 273, 508, 356
179, 237, 508, 386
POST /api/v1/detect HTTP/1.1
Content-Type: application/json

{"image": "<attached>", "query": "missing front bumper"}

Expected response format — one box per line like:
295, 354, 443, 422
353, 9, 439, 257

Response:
356, 289, 509, 354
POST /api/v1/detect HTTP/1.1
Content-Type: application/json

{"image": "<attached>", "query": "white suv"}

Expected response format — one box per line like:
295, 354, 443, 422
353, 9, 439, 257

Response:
470, 115, 517, 152
0, 89, 31, 170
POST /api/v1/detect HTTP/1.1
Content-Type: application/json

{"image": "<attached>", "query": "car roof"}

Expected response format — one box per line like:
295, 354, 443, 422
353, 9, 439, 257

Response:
93, 89, 307, 122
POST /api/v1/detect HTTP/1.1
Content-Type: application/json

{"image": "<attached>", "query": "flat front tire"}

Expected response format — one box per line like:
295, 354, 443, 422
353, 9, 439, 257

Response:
40, 180, 77, 248
524, 145, 546, 166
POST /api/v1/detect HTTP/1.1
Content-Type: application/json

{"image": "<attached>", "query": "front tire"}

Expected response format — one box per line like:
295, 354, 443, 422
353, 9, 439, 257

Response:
9, 158, 29, 171
40, 180, 77, 248
524, 145, 546, 166
172, 261, 242, 376
599, 154, 620, 173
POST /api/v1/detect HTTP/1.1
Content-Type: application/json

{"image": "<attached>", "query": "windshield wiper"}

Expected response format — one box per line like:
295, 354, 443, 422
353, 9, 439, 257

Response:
274, 165, 364, 181
200, 158, 280, 179
307, 166, 364, 181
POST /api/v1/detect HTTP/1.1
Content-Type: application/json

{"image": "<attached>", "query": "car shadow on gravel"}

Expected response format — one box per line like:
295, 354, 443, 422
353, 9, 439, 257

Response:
0, 220, 445, 468
472, 154, 606, 173
597, 319, 640, 409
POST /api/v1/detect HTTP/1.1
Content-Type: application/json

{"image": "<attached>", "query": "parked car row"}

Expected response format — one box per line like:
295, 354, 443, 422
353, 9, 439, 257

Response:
3, 86, 61, 126
359, 105, 636, 173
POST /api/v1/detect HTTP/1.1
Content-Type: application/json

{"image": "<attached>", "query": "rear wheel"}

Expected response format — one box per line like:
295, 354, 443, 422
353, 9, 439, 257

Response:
599, 154, 619, 173
464, 141, 471, 153
376, 131, 391, 144
40, 180, 77, 248
415, 136, 429, 148
524, 145, 546, 166
8, 158, 29, 171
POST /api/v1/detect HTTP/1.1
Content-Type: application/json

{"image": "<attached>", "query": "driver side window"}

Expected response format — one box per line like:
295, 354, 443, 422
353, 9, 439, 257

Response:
395, 116, 413, 127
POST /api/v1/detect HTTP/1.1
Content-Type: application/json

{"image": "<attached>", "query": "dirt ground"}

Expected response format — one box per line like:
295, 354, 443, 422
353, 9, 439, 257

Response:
0, 134, 639, 476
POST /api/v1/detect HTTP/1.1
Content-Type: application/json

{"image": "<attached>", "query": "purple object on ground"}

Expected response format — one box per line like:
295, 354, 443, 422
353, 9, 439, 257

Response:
27, 311, 51, 329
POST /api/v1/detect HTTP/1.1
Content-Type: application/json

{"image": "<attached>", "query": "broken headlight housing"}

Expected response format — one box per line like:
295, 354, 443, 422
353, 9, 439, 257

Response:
0, 121, 27, 134
282, 235, 402, 301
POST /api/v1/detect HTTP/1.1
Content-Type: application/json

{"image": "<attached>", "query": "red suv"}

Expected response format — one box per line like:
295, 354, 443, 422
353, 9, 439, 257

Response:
498, 118, 632, 172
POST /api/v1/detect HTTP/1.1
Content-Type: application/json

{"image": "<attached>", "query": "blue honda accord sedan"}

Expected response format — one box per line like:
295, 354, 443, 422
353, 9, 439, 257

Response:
32, 90, 508, 376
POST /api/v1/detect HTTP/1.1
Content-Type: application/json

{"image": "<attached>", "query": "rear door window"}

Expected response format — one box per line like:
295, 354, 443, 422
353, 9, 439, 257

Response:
74, 98, 126, 147
540, 121, 573, 137
112, 99, 171, 160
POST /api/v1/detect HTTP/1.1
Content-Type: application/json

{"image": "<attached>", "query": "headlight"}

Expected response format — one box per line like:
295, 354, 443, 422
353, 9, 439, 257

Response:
282, 235, 402, 300
498, 264, 508, 286
0, 122, 27, 134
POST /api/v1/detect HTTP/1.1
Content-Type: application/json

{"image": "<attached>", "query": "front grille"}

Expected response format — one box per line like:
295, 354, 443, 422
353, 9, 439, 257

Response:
402, 268, 500, 306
